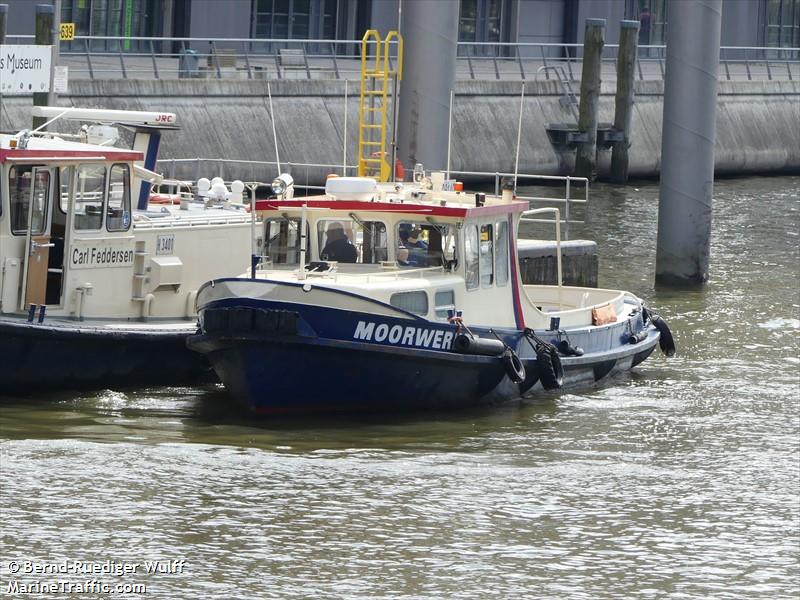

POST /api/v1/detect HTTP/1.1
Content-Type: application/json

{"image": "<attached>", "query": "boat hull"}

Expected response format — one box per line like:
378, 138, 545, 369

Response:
188, 286, 662, 415
0, 316, 213, 395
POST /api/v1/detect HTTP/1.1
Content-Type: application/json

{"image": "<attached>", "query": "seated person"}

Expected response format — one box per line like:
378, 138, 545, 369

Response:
398, 224, 428, 266
321, 222, 358, 263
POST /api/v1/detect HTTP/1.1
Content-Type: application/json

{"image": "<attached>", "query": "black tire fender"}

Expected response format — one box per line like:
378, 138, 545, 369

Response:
537, 345, 564, 390
502, 349, 526, 384
652, 315, 676, 357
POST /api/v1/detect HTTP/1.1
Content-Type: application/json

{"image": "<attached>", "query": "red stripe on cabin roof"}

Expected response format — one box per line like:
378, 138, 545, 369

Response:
0, 149, 143, 162
254, 198, 529, 217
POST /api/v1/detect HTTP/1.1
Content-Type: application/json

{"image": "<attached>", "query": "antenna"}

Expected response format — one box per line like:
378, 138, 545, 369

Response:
513, 83, 525, 191
267, 81, 281, 176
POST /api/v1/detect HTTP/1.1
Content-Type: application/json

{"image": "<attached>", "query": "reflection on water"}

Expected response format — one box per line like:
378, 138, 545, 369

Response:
1, 176, 798, 599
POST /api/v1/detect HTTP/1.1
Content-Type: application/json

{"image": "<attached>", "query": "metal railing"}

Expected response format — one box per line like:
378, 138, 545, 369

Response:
153, 159, 589, 240
5, 34, 797, 82
154, 157, 357, 191
446, 169, 589, 240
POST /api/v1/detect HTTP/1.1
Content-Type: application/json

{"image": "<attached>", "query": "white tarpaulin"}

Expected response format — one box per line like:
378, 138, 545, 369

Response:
0, 45, 52, 95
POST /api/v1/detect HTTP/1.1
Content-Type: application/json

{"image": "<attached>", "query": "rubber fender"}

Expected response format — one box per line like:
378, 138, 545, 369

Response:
652, 315, 676, 357
557, 339, 585, 356
453, 333, 506, 357
537, 345, 564, 390
628, 330, 648, 344
502, 349, 526, 384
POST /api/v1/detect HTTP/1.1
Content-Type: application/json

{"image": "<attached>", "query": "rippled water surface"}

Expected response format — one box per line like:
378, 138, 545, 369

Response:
2, 176, 798, 599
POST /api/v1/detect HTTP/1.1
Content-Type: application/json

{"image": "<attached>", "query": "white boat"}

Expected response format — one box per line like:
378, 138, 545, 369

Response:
0, 109, 258, 392
188, 171, 675, 415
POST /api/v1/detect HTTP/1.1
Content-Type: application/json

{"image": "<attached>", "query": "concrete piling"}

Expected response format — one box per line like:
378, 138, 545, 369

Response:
610, 20, 639, 184
32, 4, 54, 131
655, 0, 723, 287
0, 4, 7, 43
574, 18, 605, 182
396, 0, 459, 173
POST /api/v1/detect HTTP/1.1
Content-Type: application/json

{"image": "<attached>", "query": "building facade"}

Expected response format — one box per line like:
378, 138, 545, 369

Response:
3, 0, 798, 51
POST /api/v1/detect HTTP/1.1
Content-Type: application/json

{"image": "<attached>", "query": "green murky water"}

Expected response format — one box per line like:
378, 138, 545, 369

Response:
1, 175, 798, 599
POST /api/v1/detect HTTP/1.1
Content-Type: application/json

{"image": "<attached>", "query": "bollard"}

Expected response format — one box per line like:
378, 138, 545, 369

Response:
38, 305, 46, 323
574, 18, 605, 183
610, 20, 640, 184
32, 4, 54, 131
28, 304, 37, 323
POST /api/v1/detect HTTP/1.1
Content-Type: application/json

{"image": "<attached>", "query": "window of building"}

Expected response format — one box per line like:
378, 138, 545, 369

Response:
763, 0, 800, 50
390, 291, 429, 316
74, 165, 106, 231
458, 0, 512, 56
252, 0, 339, 43
107, 164, 131, 232
62, 0, 154, 52
495, 220, 509, 286
625, 0, 668, 48
317, 218, 387, 264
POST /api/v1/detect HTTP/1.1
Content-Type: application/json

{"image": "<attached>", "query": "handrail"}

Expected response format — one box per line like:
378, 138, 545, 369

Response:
1, 33, 789, 82
447, 169, 588, 240
521, 207, 562, 309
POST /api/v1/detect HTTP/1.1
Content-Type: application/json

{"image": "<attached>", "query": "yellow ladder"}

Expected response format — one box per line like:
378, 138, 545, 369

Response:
358, 30, 403, 181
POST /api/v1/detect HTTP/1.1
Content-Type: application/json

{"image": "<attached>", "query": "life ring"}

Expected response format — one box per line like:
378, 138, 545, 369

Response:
537, 345, 564, 390
502, 349, 526, 384
149, 193, 181, 205
652, 315, 676, 357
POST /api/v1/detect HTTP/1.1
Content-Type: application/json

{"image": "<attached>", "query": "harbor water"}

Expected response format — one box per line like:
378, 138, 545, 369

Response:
1, 175, 798, 599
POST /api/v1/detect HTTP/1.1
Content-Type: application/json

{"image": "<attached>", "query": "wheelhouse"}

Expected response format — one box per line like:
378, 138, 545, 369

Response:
0, 135, 141, 316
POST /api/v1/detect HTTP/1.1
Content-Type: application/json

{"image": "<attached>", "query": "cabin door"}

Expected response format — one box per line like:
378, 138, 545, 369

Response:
21, 168, 56, 308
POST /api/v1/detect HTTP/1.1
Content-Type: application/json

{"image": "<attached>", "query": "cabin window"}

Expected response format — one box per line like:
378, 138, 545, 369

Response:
396, 222, 456, 267
263, 218, 308, 265
434, 289, 456, 319
74, 164, 107, 231
480, 224, 494, 287
390, 291, 429, 316
9, 166, 52, 236
464, 225, 480, 290
9, 166, 39, 235
58, 167, 71, 214
317, 218, 387, 264
106, 164, 131, 232
495, 220, 509, 286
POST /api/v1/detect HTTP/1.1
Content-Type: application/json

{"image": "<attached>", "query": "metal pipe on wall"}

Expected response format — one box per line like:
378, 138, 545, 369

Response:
655, 0, 723, 287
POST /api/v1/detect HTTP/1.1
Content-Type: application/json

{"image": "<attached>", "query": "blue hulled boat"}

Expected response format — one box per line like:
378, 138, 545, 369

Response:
187, 173, 674, 414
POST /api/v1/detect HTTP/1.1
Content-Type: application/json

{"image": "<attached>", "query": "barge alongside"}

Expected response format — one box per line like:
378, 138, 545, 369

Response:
0, 109, 255, 393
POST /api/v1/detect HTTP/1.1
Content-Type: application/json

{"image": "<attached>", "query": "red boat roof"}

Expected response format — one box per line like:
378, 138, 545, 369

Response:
255, 198, 529, 218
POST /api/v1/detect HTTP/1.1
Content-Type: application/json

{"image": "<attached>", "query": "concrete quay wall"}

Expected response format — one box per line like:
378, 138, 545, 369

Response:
2, 79, 797, 182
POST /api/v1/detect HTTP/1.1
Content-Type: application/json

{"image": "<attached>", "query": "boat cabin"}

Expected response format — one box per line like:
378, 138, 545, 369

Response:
254, 174, 625, 332
0, 133, 254, 321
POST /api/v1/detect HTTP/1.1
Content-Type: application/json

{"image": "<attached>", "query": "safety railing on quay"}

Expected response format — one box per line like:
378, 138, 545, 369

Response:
5, 34, 796, 83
